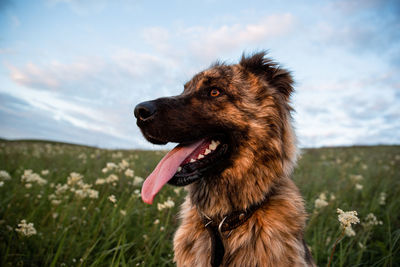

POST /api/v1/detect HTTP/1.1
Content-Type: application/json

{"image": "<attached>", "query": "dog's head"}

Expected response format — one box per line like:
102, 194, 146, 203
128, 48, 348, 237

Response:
135, 51, 296, 205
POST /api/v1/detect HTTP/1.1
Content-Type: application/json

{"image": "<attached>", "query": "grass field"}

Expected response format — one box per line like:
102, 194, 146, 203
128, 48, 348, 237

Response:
0, 140, 399, 267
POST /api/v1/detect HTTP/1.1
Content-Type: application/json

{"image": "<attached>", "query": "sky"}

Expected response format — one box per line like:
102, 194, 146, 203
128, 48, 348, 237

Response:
0, 0, 399, 149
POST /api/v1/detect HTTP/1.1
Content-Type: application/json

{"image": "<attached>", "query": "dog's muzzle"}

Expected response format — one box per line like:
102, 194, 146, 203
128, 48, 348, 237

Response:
134, 100, 157, 122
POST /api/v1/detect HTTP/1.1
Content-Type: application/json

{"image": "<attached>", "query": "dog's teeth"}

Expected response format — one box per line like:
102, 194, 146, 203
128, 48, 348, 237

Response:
198, 154, 204, 159
209, 140, 219, 151
190, 159, 196, 163
204, 148, 211, 155
177, 167, 182, 172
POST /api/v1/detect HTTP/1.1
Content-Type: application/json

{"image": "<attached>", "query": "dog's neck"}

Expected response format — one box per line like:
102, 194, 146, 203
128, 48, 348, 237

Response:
188, 119, 297, 218
188, 148, 293, 218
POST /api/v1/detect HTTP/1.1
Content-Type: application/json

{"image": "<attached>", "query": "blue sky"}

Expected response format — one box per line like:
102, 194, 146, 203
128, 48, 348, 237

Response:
0, 0, 399, 149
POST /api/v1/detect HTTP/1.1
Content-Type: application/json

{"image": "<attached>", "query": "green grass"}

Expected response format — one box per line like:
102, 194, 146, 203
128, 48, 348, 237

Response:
0, 140, 399, 266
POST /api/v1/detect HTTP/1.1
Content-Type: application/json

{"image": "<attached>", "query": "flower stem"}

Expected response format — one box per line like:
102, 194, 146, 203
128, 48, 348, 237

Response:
327, 228, 346, 267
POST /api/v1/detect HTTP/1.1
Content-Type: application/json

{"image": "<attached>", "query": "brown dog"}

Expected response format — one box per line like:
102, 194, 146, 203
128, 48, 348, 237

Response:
134, 52, 315, 266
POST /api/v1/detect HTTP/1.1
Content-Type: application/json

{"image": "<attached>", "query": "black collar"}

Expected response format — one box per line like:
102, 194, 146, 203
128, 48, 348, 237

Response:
198, 187, 276, 267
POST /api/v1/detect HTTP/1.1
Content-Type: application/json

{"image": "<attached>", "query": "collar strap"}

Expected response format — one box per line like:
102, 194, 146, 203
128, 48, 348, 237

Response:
199, 187, 276, 267
201, 205, 260, 236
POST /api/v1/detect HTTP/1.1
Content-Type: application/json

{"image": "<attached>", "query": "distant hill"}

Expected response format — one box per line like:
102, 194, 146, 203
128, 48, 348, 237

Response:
1, 138, 398, 151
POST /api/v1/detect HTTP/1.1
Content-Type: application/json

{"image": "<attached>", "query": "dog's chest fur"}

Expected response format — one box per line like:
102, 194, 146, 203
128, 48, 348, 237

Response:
173, 177, 314, 267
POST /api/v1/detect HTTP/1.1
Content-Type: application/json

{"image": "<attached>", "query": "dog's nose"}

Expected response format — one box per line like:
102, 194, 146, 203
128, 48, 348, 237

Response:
134, 101, 157, 121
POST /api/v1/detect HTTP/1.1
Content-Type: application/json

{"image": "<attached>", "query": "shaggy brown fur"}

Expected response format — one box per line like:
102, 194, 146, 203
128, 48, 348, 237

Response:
135, 52, 315, 266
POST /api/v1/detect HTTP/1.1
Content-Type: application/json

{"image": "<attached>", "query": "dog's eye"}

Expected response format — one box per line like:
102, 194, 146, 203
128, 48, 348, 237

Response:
209, 88, 220, 97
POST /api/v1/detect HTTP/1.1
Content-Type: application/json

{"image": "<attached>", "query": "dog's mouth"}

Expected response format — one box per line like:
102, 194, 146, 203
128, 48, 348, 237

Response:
141, 136, 229, 204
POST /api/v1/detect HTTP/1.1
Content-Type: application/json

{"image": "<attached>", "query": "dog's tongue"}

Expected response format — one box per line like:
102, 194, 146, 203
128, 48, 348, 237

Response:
141, 140, 204, 204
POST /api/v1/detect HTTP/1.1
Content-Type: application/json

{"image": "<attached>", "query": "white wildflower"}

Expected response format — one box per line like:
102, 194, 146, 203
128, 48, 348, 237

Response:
337, 208, 360, 228
315, 199, 328, 209
174, 187, 183, 195
125, 168, 134, 177
41, 170, 49, 176
325, 236, 331, 245
164, 199, 175, 208
108, 194, 117, 203
355, 183, 363, 190
157, 199, 175, 211
106, 162, 118, 171
95, 178, 106, 185
133, 189, 140, 198
120, 210, 127, 216
119, 159, 129, 170
361, 164, 368, 170
157, 203, 164, 211
67, 172, 83, 186
344, 226, 356, 237
87, 189, 99, 199
160, 226, 165, 231
379, 192, 386, 205
21, 170, 47, 186
0, 181, 4, 187
74, 187, 99, 199
25, 183, 32, 189
15, 219, 37, 237
154, 219, 160, 225
133, 176, 144, 186
319, 192, 327, 201
349, 174, 363, 182
55, 184, 69, 195
362, 213, 383, 228
0, 170, 11, 180
51, 199, 62, 206
314, 192, 329, 210
106, 174, 119, 184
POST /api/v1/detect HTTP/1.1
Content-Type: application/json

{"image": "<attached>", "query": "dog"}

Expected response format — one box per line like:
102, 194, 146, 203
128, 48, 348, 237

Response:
134, 51, 315, 267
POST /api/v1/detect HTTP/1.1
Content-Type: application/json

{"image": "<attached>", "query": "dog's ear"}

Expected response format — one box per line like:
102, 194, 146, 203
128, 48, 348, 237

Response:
239, 51, 294, 100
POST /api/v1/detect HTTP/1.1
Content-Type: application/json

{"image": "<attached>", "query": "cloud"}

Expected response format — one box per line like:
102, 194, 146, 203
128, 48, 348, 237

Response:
111, 50, 177, 81
142, 27, 171, 53
7, 58, 104, 91
294, 72, 400, 147
5, 50, 184, 97
330, 0, 400, 16
140, 13, 295, 66
3, 50, 186, 149
0, 87, 144, 148
314, 0, 400, 56
10, 15, 20, 27
185, 13, 295, 63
